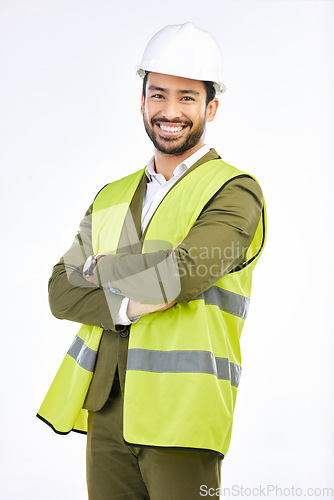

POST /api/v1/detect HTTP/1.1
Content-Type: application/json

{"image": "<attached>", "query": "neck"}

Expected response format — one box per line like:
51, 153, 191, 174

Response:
154, 141, 204, 181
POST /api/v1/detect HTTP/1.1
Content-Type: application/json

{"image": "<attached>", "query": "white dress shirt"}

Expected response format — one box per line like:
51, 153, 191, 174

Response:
116, 144, 210, 325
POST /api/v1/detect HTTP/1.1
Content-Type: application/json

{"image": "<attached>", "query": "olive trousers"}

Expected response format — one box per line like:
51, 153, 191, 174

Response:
86, 374, 222, 500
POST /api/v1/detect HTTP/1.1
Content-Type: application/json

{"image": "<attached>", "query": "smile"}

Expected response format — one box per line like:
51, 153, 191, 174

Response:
155, 122, 187, 136
160, 124, 183, 132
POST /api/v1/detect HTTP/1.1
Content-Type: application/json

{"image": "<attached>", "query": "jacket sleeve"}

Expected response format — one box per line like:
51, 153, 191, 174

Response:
48, 204, 125, 332
94, 176, 264, 303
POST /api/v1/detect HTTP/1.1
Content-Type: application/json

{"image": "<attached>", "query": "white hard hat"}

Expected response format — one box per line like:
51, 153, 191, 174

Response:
137, 22, 226, 94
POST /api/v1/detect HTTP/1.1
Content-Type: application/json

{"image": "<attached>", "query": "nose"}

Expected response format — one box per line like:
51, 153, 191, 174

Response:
162, 98, 182, 121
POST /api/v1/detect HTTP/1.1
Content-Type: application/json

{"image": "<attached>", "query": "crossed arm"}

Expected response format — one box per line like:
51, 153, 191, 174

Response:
82, 243, 183, 317
48, 176, 263, 332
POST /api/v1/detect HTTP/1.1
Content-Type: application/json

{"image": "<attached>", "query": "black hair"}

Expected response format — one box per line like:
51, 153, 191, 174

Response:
142, 71, 216, 106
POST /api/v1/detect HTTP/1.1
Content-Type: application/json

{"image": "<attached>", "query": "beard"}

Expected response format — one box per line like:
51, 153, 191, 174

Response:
143, 115, 206, 155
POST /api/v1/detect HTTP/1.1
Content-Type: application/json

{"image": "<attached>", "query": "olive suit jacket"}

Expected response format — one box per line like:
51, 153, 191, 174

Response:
48, 149, 263, 411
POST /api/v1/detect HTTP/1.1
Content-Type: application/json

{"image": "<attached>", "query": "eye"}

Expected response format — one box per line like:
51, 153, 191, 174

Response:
181, 96, 195, 101
151, 93, 164, 99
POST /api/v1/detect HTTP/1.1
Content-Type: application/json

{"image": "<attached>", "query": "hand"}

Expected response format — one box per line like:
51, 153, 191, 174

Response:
127, 299, 176, 319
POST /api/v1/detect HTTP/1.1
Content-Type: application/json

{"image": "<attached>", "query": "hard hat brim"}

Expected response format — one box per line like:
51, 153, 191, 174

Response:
136, 67, 226, 95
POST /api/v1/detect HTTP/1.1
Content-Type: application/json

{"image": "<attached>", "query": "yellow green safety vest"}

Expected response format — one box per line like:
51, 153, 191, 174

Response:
37, 158, 266, 458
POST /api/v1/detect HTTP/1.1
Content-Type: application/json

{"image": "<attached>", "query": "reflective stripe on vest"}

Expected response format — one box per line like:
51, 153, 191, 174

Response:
67, 335, 98, 372
191, 286, 250, 320
37, 324, 104, 434
127, 348, 242, 388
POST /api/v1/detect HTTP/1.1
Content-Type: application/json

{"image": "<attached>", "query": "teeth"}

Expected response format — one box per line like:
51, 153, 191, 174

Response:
160, 124, 183, 132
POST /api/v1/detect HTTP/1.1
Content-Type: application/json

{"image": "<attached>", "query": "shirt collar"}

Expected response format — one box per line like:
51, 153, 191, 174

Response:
145, 144, 211, 182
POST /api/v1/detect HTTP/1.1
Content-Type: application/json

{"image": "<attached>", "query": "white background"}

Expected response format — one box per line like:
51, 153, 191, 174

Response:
1, 0, 333, 498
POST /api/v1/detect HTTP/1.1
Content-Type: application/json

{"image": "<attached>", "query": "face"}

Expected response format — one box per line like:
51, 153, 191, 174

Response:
141, 73, 219, 156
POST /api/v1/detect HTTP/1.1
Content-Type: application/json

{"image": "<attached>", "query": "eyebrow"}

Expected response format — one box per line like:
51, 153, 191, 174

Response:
148, 85, 200, 96
178, 89, 200, 96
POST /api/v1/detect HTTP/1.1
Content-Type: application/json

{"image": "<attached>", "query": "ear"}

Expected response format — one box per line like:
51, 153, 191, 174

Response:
205, 98, 219, 122
141, 94, 145, 115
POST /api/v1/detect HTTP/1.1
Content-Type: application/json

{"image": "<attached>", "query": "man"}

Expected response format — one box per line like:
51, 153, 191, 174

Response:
38, 23, 265, 500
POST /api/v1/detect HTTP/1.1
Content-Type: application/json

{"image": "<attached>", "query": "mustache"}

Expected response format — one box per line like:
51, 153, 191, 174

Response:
151, 117, 193, 127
